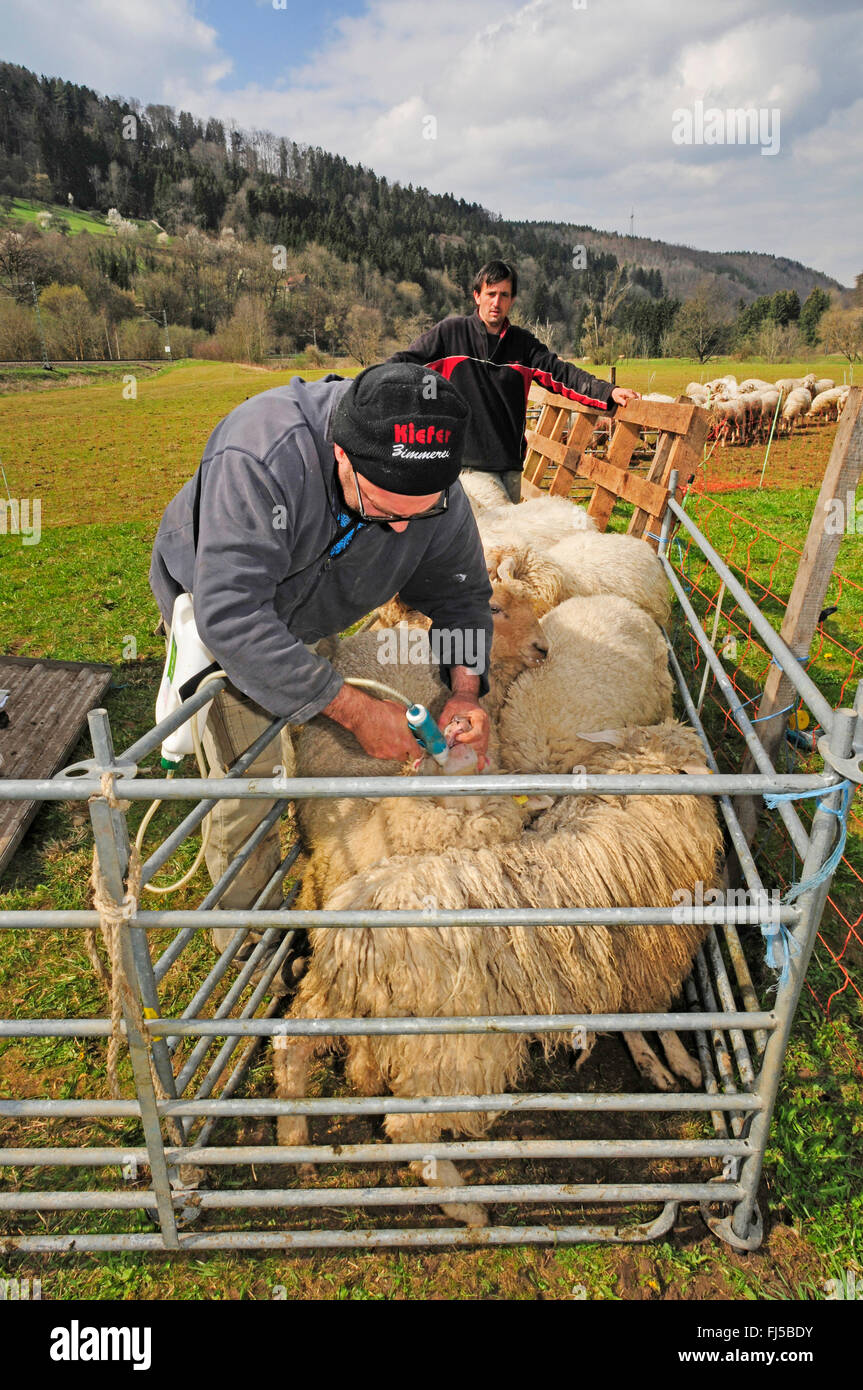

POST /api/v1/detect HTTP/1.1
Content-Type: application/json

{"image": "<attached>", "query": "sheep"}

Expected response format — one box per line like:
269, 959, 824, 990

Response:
275, 719, 722, 1223
459, 470, 516, 514
704, 374, 738, 397
738, 378, 774, 394
774, 373, 816, 394
493, 532, 671, 626
476, 494, 598, 550
809, 387, 845, 424
293, 596, 549, 910
684, 382, 710, 406
756, 389, 782, 441
483, 543, 570, 617
712, 396, 745, 445
641, 392, 676, 403
813, 378, 835, 396
497, 595, 674, 776
780, 387, 813, 434
370, 578, 549, 714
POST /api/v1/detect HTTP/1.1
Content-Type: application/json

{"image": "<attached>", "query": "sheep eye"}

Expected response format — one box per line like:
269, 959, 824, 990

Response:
489, 603, 503, 615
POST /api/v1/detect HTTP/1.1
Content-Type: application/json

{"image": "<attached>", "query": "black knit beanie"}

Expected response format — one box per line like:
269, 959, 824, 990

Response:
331, 362, 470, 494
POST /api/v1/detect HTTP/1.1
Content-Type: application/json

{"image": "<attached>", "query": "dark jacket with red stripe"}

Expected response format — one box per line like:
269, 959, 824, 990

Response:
389, 313, 616, 474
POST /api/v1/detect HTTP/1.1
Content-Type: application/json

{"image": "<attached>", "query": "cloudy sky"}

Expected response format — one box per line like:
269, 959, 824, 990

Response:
2, 0, 861, 284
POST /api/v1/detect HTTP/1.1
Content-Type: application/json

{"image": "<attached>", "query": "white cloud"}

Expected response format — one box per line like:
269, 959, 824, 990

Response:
1, 0, 860, 282
0, 0, 230, 100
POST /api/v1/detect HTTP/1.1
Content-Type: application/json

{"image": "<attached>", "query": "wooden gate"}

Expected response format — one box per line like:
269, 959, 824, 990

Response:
521, 387, 710, 549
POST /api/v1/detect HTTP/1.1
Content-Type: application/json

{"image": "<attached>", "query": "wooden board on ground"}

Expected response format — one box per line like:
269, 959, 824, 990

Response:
0, 654, 112, 878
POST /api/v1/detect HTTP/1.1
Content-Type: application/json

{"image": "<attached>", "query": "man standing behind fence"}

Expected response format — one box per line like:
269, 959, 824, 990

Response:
389, 259, 640, 503
149, 363, 492, 967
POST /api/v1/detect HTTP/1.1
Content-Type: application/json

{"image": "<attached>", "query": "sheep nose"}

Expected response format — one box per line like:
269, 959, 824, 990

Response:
532, 641, 549, 663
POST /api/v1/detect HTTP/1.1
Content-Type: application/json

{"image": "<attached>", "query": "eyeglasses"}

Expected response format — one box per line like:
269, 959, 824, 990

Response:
348, 465, 449, 525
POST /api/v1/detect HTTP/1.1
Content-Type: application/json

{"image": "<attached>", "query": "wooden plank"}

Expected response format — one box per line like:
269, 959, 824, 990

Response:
522, 399, 559, 480
615, 399, 697, 434
0, 655, 112, 878
528, 384, 606, 416
523, 430, 570, 469
579, 451, 670, 515
734, 386, 863, 849
549, 413, 596, 496
641, 410, 711, 552
627, 395, 691, 539
524, 404, 571, 485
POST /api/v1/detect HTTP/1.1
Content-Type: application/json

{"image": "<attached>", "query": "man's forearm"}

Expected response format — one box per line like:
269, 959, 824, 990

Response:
449, 666, 481, 697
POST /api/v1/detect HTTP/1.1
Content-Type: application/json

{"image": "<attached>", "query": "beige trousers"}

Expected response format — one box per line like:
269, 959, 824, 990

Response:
199, 685, 296, 950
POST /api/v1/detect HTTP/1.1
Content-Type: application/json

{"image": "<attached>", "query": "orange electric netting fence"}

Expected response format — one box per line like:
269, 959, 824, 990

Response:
667, 487, 863, 1074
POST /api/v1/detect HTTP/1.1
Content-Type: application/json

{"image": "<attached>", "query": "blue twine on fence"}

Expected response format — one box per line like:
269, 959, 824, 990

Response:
758, 780, 853, 984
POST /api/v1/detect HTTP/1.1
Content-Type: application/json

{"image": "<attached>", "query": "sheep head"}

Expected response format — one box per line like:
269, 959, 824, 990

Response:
484, 542, 567, 617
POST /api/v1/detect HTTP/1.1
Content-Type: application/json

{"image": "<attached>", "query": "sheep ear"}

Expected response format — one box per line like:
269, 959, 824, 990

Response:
577, 728, 624, 747
681, 760, 712, 776
497, 556, 516, 582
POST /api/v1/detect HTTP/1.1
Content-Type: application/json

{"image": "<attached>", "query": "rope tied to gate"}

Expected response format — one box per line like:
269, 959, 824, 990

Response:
758, 780, 853, 986
85, 772, 168, 1102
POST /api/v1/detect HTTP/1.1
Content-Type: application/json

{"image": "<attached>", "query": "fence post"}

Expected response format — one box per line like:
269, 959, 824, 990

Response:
87, 708, 180, 1247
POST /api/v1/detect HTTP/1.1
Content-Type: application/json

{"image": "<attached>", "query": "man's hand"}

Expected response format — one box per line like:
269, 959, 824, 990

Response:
611, 386, 640, 407
322, 684, 416, 761
440, 693, 490, 766
442, 666, 490, 766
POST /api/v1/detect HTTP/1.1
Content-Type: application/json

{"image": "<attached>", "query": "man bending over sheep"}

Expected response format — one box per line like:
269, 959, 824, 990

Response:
149, 363, 493, 957
389, 259, 640, 503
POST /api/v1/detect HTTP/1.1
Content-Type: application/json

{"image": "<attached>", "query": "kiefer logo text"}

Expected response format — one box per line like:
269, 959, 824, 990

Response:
394, 423, 452, 445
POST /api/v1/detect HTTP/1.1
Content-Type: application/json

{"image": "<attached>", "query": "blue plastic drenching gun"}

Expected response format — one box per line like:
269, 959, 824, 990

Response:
406, 704, 450, 766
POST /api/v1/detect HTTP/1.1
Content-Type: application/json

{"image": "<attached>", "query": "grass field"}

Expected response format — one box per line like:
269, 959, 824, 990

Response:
0, 359, 861, 1301
1, 197, 155, 239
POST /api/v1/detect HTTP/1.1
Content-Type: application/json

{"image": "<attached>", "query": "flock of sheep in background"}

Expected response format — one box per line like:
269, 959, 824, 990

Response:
644, 373, 851, 446
273, 486, 724, 1225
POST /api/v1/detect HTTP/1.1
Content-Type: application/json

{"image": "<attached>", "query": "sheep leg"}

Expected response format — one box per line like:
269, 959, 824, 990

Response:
657, 1029, 702, 1087
407, 1158, 489, 1228
273, 1036, 315, 1149
624, 1030, 677, 1091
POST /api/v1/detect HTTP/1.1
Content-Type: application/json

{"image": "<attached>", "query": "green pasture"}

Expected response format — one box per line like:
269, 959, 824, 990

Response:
1, 197, 154, 238
0, 359, 861, 1300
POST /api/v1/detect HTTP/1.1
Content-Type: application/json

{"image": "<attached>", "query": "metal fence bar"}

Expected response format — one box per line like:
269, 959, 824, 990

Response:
705, 929, 757, 1089
148, 1011, 776, 1037
0, 1009, 776, 1039
138, 716, 290, 885
0, 1139, 752, 1166
684, 974, 729, 1138
0, 1091, 764, 1118
0, 771, 835, 802
0, 903, 805, 930
85, 727, 179, 1250
667, 495, 836, 734
661, 557, 811, 860
2, 467, 857, 1255
693, 948, 746, 1138
0, 1183, 745, 1212
726, 707, 859, 1246
118, 678, 229, 766
665, 638, 770, 1057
